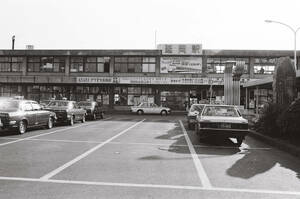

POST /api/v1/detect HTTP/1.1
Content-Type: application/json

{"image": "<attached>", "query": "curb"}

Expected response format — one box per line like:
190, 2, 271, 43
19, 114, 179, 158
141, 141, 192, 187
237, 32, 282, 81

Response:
249, 130, 300, 159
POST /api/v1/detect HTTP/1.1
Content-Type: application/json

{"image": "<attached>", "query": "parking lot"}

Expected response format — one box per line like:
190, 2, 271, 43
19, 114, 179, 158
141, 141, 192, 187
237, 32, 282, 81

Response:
0, 114, 300, 199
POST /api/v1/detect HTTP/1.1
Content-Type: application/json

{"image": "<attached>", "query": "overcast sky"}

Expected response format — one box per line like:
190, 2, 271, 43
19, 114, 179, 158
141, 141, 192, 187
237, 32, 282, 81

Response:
1, 0, 300, 50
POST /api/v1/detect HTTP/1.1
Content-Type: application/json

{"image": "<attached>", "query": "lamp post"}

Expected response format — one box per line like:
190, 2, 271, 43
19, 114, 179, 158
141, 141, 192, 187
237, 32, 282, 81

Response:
265, 20, 300, 71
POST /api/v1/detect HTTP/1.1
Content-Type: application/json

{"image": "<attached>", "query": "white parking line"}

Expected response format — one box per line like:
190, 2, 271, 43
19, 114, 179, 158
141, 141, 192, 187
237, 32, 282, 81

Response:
179, 120, 212, 188
0, 137, 271, 150
0, 117, 112, 147
40, 119, 146, 180
0, 176, 299, 196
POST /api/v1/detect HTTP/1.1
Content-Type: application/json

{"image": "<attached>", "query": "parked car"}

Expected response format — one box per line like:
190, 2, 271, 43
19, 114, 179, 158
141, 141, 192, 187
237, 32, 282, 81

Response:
78, 101, 104, 120
194, 105, 249, 146
45, 100, 86, 125
186, 104, 206, 130
0, 98, 56, 134
131, 102, 171, 116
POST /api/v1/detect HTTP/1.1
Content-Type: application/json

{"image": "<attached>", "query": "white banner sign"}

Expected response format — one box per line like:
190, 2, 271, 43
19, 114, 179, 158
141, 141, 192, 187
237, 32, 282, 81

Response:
160, 57, 202, 74
77, 77, 228, 85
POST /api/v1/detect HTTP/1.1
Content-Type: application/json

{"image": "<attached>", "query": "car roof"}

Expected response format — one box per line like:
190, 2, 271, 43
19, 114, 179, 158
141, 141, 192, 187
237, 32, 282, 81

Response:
204, 104, 237, 108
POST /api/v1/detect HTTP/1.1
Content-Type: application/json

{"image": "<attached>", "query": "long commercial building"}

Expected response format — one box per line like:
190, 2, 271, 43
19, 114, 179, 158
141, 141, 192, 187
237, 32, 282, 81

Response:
0, 46, 299, 111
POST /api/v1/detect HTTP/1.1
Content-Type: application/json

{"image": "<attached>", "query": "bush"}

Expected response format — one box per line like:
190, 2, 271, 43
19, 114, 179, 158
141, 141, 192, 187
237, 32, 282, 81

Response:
254, 102, 284, 137
278, 98, 300, 143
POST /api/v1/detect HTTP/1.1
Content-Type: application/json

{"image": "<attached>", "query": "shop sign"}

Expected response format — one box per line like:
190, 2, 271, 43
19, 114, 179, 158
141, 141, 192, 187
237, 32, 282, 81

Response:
160, 57, 202, 74
77, 77, 114, 84
77, 76, 227, 85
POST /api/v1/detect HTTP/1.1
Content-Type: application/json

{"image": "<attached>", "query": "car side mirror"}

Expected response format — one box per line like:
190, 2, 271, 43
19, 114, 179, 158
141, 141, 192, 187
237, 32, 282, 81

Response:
194, 111, 199, 115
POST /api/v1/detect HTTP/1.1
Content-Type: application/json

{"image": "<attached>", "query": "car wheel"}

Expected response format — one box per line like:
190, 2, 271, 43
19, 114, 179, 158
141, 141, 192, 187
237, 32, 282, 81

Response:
18, 120, 27, 134
81, 114, 86, 123
69, 116, 74, 126
161, 110, 167, 116
236, 137, 244, 147
46, 117, 54, 129
137, 110, 144, 115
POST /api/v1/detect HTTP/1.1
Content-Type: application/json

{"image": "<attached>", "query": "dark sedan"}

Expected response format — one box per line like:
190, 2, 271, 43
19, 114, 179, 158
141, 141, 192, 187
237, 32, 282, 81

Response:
0, 99, 56, 134
45, 100, 86, 125
78, 101, 104, 120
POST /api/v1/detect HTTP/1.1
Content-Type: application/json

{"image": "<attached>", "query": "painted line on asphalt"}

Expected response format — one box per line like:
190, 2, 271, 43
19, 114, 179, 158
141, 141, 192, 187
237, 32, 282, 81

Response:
0, 117, 112, 147
3, 137, 271, 150
40, 119, 146, 180
179, 120, 212, 188
0, 176, 299, 196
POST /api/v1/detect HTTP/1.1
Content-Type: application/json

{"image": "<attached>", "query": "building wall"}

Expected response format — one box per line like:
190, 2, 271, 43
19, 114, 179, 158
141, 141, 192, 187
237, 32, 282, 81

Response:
0, 49, 298, 110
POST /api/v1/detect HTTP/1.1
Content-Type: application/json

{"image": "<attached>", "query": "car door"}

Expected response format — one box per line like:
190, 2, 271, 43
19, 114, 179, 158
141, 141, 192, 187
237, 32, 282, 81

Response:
31, 101, 48, 125
142, 103, 150, 114
21, 102, 36, 127
150, 103, 160, 114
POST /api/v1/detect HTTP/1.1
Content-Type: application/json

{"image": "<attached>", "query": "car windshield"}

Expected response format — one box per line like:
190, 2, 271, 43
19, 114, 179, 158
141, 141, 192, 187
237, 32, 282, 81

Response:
47, 101, 69, 107
190, 104, 204, 112
0, 100, 20, 111
78, 102, 92, 107
202, 106, 239, 117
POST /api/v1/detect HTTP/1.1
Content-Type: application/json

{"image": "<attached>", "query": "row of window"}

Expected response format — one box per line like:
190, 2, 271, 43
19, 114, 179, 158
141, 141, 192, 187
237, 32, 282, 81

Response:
1, 56, 298, 74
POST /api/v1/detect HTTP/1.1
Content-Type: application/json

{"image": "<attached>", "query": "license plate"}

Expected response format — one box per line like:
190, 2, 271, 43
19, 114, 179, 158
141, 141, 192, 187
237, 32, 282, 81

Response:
220, 123, 231, 129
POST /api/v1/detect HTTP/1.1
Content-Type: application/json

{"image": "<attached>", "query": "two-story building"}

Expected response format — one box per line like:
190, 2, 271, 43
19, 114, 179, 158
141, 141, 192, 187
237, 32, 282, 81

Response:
0, 45, 299, 111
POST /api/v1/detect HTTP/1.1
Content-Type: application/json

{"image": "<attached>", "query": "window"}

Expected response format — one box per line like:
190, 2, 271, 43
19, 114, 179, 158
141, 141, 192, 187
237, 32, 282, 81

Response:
206, 57, 249, 74
31, 102, 42, 110
254, 57, 277, 74
70, 57, 84, 72
70, 57, 110, 73
178, 45, 186, 54
0, 57, 23, 72
28, 57, 65, 72
142, 57, 156, 73
192, 45, 201, 54
113, 56, 156, 73
165, 45, 173, 54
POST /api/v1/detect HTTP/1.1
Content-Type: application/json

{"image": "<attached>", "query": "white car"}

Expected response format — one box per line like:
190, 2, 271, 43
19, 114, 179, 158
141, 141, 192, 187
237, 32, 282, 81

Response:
195, 105, 249, 146
131, 102, 171, 116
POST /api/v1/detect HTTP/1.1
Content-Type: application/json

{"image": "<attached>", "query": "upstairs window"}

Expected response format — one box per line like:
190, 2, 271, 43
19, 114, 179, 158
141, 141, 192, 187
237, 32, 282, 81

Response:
0, 57, 23, 72
114, 57, 156, 73
27, 57, 65, 72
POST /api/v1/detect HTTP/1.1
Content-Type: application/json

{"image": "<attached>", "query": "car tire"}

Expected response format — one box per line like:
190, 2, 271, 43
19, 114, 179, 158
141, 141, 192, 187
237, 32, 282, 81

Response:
81, 114, 86, 123
69, 116, 74, 126
18, 120, 27, 134
137, 110, 144, 115
236, 137, 244, 147
46, 117, 54, 129
161, 110, 167, 116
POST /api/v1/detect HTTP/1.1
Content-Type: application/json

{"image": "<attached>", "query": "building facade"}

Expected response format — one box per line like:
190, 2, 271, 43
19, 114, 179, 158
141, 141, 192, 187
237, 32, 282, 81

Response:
0, 48, 299, 111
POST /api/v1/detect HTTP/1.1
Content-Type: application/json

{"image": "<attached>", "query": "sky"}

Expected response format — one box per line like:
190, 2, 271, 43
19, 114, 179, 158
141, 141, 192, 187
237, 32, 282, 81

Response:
1, 0, 300, 50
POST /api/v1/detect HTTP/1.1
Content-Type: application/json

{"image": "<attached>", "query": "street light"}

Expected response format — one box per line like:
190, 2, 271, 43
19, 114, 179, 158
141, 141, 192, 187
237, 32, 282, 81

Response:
265, 20, 300, 71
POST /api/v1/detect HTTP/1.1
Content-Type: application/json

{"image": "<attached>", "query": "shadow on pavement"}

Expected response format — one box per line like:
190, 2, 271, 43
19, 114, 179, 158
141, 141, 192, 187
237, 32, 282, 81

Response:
156, 121, 300, 180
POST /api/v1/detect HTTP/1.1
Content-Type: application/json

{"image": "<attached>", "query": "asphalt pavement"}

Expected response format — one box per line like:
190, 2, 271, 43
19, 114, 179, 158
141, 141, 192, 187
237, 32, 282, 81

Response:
0, 114, 300, 199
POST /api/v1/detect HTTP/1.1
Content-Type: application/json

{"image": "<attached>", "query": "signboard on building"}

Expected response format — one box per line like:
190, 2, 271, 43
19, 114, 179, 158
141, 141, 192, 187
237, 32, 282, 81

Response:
77, 76, 251, 85
77, 77, 114, 84
157, 44, 202, 55
160, 57, 202, 74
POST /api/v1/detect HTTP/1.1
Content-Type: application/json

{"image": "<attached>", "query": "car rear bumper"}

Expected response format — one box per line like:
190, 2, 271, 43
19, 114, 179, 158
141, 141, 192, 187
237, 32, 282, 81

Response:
198, 128, 249, 138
